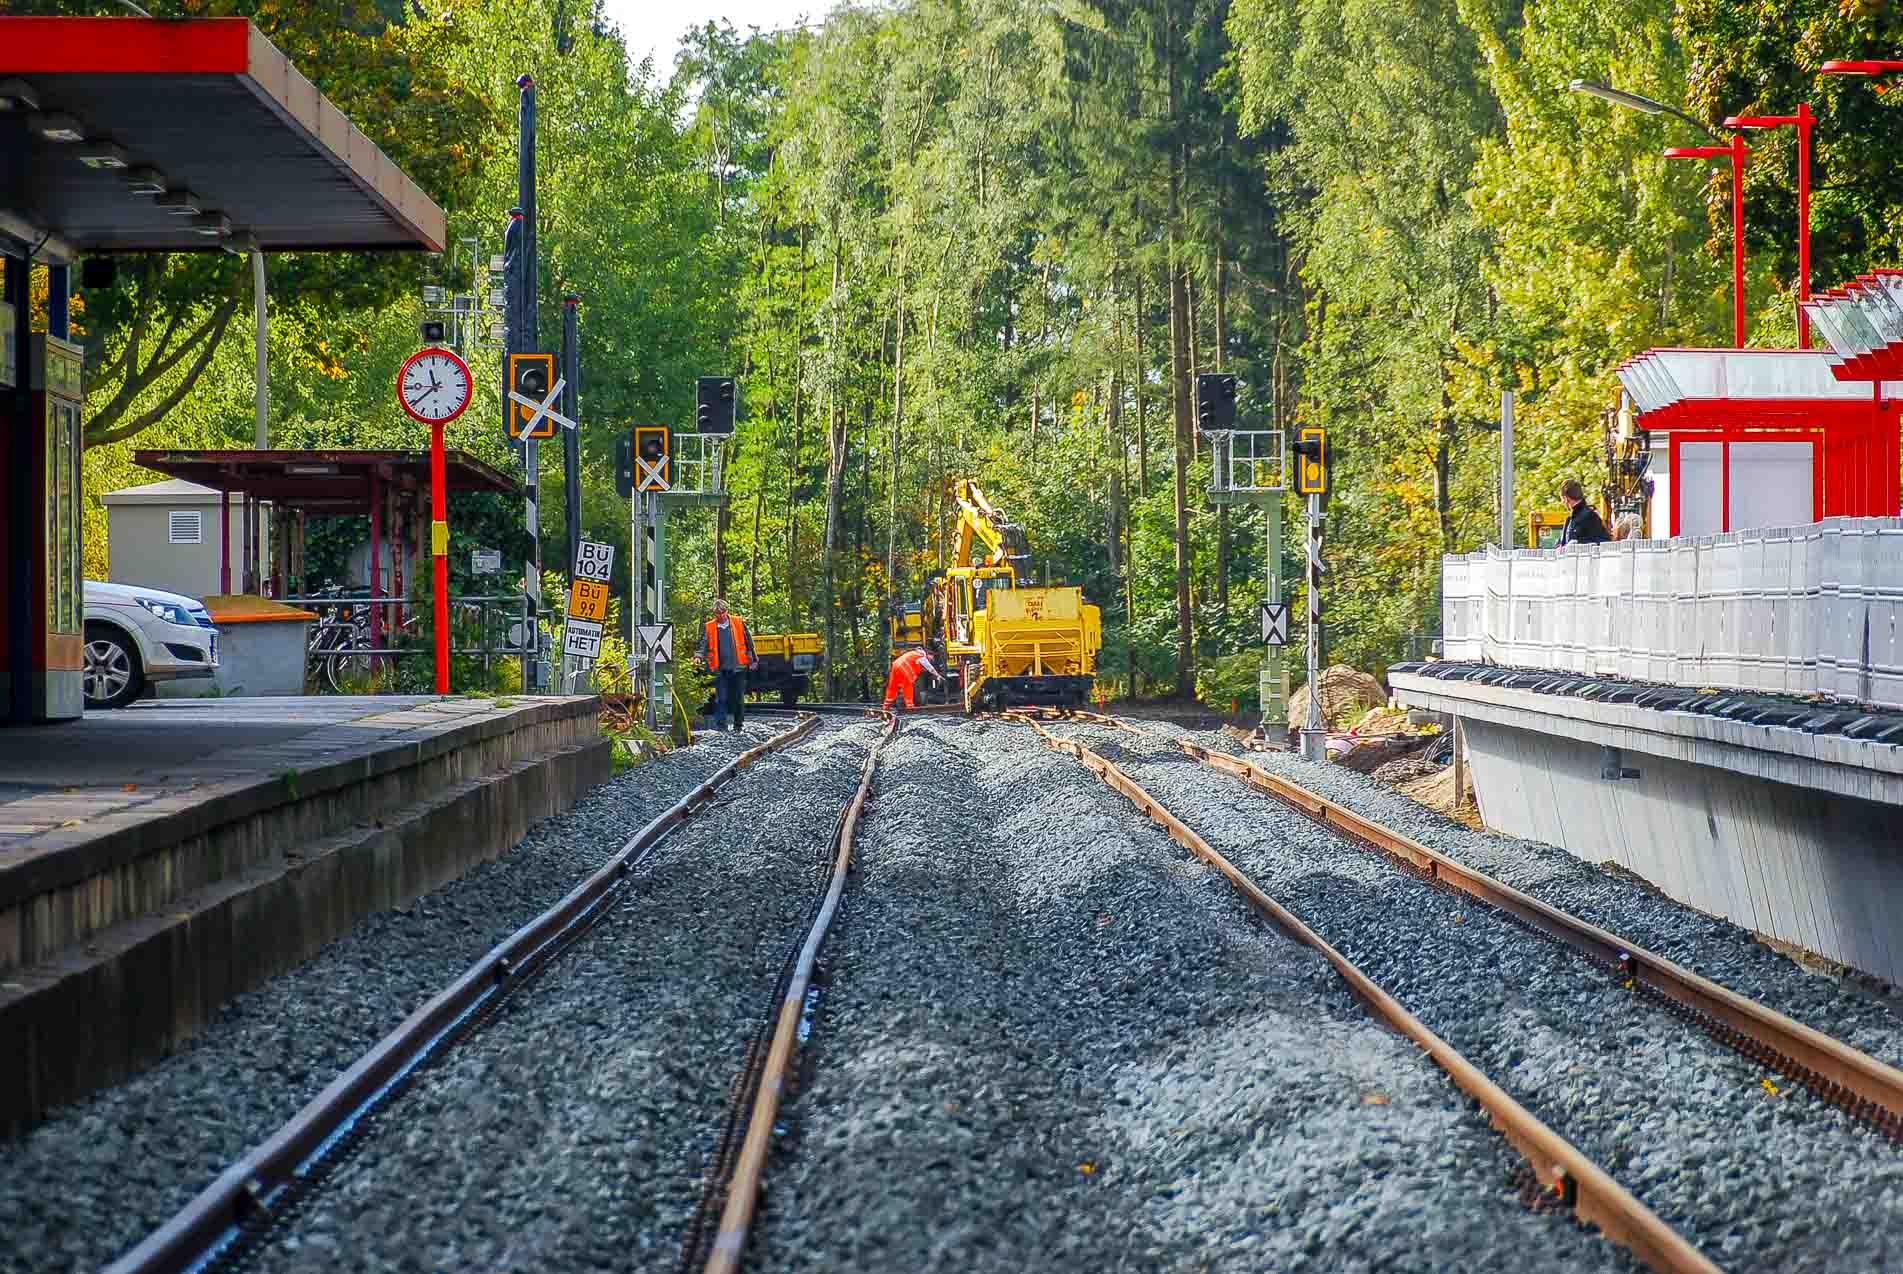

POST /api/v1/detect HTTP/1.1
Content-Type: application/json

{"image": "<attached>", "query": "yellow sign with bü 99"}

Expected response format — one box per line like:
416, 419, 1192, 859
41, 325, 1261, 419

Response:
567, 578, 610, 624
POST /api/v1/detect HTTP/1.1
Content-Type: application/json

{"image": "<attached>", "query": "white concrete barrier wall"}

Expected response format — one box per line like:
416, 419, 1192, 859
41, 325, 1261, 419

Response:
1439, 516, 1903, 710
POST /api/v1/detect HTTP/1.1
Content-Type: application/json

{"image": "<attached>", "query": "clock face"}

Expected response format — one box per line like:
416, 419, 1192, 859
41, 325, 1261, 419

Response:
398, 349, 473, 424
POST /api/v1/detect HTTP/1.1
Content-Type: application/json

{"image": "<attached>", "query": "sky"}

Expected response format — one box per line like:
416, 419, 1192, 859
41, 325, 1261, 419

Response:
601, 0, 820, 77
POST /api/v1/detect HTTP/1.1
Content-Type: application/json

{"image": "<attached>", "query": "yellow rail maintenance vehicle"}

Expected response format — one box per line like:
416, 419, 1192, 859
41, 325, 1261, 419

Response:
696, 629, 823, 710
738, 630, 825, 706
888, 600, 927, 654
925, 479, 1101, 712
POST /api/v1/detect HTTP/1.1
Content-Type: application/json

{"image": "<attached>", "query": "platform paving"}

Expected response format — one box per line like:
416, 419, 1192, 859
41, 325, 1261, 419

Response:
0, 697, 503, 849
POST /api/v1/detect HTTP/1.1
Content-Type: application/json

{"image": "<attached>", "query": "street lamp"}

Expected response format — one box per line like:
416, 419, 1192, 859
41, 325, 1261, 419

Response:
1663, 138, 1751, 348
1563, 80, 1722, 140
1723, 105, 1815, 348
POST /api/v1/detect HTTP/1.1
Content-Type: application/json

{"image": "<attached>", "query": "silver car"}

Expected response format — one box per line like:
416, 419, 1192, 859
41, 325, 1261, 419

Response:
83, 580, 219, 709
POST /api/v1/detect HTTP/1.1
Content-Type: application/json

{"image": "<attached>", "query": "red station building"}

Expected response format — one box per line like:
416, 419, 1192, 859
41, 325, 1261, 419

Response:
1, 17, 444, 723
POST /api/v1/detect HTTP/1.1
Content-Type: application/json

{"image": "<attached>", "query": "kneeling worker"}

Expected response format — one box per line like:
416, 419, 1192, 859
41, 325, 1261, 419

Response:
699, 598, 756, 731
884, 646, 942, 712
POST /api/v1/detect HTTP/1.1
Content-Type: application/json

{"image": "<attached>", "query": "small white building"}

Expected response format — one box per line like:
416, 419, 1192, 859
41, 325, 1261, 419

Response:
102, 479, 269, 601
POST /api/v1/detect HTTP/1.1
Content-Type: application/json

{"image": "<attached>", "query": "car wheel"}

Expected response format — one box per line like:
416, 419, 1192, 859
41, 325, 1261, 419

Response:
84, 623, 143, 709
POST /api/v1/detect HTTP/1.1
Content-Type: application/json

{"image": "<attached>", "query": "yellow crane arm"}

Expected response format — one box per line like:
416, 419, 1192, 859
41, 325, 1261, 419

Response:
949, 478, 1031, 571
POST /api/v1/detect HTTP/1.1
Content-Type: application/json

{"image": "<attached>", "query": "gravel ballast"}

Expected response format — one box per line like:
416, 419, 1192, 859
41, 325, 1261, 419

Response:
0, 723, 794, 1274
1241, 728, 1903, 1067
249, 719, 886, 1272
752, 715, 1626, 1272
1058, 718, 1903, 1272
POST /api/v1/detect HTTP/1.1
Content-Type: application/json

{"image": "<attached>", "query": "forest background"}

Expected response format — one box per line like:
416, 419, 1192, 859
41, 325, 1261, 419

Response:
15, 0, 1903, 703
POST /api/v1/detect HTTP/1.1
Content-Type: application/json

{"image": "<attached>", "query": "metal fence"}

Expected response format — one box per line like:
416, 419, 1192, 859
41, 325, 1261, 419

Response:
285, 592, 538, 691
1440, 517, 1903, 708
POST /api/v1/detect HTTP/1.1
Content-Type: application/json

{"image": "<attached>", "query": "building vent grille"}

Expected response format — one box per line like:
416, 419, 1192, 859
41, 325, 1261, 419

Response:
169, 510, 204, 545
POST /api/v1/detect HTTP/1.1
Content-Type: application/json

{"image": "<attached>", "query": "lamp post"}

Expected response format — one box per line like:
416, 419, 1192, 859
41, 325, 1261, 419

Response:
1663, 137, 1751, 348
1565, 82, 1748, 344
1564, 80, 1722, 140
1724, 105, 1814, 348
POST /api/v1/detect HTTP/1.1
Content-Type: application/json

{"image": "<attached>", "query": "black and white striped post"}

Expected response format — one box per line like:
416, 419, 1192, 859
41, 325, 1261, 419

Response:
1299, 494, 1327, 762
513, 74, 544, 692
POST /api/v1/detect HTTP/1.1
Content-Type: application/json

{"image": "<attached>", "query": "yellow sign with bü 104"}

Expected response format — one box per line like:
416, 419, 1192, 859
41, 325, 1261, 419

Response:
567, 578, 610, 624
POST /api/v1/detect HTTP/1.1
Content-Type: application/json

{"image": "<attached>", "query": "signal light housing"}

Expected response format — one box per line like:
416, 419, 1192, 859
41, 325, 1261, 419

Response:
507, 351, 557, 439
1194, 373, 1238, 433
1290, 426, 1329, 496
614, 433, 635, 498
634, 424, 670, 491
695, 375, 737, 435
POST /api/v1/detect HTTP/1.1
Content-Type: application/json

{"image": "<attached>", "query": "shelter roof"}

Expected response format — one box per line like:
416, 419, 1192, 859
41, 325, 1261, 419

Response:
0, 17, 444, 259
131, 448, 521, 515
1615, 348, 1903, 429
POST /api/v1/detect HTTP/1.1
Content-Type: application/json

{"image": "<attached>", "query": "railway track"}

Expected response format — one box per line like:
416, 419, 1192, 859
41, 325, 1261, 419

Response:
103, 712, 895, 1274
677, 712, 897, 1273
1011, 709, 1903, 1273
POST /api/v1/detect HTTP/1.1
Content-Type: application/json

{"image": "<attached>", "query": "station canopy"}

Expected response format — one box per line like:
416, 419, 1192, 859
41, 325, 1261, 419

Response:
132, 449, 521, 515
1613, 348, 1903, 430
1802, 273, 1903, 381
0, 17, 445, 257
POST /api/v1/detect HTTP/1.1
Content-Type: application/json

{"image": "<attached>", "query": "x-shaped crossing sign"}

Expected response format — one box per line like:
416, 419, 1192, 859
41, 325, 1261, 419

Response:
636, 453, 670, 492
508, 376, 577, 435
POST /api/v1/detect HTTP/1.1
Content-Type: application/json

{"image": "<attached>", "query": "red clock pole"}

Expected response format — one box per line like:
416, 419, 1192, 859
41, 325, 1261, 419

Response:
396, 345, 472, 697
431, 419, 450, 694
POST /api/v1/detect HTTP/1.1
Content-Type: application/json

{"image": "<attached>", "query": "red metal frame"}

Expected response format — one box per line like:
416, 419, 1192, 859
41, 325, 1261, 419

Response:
1725, 108, 1814, 348
1667, 429, 1825, 536
0, 17, 251, 74
1664, 139, 1749, 347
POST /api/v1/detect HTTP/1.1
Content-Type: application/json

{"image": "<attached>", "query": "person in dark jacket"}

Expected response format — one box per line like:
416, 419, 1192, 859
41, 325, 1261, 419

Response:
1558, 479, 1611, 547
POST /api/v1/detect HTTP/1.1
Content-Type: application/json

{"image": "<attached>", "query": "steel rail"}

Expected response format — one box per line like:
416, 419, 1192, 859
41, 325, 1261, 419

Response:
107, 713, 823, 1274
703, 712, 899, 1274
1053, 712, 1903, 1141
753, 701, 962, 717
1009, 711, 1721, 1274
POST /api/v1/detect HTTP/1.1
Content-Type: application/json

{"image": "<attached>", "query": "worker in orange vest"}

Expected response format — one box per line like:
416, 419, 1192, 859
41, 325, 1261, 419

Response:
698, 598, 756, 731
883, 646, 942, 712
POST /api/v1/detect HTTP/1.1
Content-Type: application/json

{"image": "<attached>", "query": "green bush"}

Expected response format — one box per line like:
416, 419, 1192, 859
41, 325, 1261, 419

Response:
1194, 650, 1261, 711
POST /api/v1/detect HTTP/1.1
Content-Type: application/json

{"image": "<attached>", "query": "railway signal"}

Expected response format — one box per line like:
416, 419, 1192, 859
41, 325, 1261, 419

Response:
635, 424, 670, 492
696, 375, 737, 434
506, 351, 561, 439
1291, 426, 1329, 496
1195, 373, 1237, 433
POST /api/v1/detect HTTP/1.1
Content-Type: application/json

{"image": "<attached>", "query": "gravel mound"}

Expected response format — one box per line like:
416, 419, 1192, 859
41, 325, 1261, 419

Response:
752, 716, 1625, 1272
1062, 718, 1903, 1272
253, 719, 886, 1272
0, 723, 795, 1274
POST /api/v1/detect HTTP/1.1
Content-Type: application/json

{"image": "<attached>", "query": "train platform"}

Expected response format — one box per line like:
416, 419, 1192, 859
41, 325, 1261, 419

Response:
1, 694, 609, 1134
1399, 524, 1903, 989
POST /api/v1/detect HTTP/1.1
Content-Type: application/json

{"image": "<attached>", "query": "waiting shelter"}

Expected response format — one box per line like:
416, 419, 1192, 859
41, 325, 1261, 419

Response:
1614, 347, 1902, 537
1, 16, 445, 721
131, 447, 522, 650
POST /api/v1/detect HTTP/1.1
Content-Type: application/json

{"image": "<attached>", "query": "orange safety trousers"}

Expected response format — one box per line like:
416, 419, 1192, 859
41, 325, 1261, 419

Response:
882, 664, 920, 709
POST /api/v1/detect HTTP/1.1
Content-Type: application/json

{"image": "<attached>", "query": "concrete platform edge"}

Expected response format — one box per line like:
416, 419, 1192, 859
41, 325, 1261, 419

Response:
0, 732, 612, 1136
0, 698, 600, 909
1388, 672, 1903, 805
1390, 671, 1903, 986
